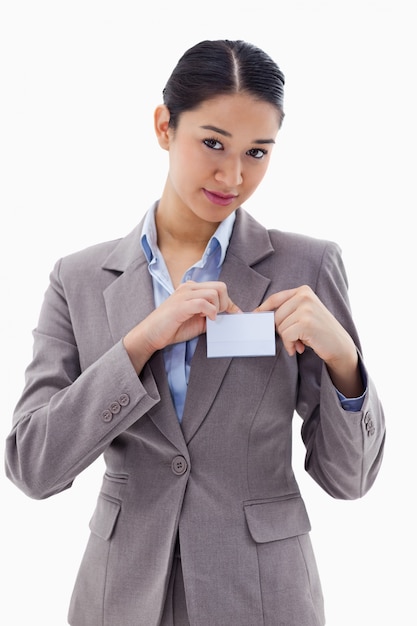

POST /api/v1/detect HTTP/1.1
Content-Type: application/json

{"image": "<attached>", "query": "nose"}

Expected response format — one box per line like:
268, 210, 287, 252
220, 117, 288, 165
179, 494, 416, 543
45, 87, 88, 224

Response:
214, 155, 243, 188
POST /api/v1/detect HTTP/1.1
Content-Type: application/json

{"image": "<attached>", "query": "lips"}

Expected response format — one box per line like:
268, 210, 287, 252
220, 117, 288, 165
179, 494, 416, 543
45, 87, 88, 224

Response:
203, 189, 237, 207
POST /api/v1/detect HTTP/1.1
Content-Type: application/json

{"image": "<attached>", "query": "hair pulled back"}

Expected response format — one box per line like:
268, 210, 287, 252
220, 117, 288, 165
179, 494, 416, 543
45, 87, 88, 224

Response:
162, 40, 285, 129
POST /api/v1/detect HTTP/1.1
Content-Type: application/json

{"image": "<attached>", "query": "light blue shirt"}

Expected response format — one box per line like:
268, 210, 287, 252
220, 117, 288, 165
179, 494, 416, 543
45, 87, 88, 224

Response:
141, 203, 236, 420
140, 203, 365, 420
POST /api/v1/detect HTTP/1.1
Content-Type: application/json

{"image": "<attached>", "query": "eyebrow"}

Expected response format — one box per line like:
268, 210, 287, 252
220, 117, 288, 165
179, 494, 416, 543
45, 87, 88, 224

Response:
200, 125, 275, 145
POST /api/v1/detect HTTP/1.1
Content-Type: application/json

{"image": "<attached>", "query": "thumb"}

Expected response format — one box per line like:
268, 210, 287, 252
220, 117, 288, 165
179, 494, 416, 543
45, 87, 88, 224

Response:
225, 298, 242, 314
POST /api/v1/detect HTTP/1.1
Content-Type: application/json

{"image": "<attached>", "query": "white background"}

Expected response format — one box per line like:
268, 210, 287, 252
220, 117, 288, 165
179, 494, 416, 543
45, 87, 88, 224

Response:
1, 1, 416, 624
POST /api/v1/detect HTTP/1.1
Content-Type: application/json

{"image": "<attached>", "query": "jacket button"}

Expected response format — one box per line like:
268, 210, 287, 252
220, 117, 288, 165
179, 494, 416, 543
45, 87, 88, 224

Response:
171, 456, 188, 476
119, 393, 130, 407
102, 409, 113, 422
110, 401, 121, 414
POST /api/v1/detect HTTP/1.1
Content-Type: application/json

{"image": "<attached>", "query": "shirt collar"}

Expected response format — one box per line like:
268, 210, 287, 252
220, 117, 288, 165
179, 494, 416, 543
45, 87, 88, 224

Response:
141, 201, 236, 269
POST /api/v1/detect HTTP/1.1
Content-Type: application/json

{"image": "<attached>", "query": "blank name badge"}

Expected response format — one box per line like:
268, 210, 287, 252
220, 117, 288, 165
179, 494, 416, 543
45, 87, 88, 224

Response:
206, 311, 276, 358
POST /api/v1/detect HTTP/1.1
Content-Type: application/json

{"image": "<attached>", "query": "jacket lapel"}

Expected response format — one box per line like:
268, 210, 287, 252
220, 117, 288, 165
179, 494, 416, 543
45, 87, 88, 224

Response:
180, 209, 275, 442
101, 221, 153, 342
101, 221, 186, 452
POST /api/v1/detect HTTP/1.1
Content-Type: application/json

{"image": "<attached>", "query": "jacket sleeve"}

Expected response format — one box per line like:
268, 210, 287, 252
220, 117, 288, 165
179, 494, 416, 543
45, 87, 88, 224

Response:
4, 259, 160, 500
296, 241, 386, 500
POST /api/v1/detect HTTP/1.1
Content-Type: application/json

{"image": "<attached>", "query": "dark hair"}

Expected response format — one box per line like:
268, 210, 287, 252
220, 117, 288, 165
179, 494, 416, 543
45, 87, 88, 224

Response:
162, 39, 285, 129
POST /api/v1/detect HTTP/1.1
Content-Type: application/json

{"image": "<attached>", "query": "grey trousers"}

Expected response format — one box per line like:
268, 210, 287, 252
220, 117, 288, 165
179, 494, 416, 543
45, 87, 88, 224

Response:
160, 551, 191, 626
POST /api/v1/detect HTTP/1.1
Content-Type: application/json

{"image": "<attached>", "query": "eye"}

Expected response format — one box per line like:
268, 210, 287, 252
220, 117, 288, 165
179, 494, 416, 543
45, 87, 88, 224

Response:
247, 148, 268, 159
203, 137, 223, 151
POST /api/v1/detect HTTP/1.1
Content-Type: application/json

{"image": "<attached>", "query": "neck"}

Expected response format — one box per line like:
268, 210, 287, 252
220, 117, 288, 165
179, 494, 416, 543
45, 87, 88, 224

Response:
155, 203, 219, 252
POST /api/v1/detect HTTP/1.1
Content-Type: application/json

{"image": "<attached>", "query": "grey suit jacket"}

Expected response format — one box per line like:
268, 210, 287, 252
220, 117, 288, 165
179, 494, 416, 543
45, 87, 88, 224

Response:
5, 208, 385, 626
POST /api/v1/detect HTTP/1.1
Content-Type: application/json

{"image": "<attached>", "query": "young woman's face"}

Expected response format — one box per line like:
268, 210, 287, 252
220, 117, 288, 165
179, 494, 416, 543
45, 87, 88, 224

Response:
156, 92, 281, 225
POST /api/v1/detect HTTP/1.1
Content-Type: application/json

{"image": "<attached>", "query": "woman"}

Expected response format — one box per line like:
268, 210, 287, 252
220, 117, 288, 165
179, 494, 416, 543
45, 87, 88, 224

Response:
5, 39, 385, 626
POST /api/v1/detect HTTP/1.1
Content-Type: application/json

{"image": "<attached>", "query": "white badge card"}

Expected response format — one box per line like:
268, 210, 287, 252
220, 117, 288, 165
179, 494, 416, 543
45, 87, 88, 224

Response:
206, 312, 276, 358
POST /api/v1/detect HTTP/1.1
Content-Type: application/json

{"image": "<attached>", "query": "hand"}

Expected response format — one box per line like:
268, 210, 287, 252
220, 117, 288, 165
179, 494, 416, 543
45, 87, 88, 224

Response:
123, 281, 240, 373
254, 285, 363, 397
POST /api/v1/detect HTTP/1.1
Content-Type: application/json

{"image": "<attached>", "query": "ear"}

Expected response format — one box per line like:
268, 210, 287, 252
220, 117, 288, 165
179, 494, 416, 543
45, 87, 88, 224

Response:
154, 104, 171, 150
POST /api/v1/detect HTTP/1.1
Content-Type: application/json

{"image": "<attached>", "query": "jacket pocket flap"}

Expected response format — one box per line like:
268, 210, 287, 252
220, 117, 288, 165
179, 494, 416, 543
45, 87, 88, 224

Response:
244, 495, 311, 543
89, 494, 121, 541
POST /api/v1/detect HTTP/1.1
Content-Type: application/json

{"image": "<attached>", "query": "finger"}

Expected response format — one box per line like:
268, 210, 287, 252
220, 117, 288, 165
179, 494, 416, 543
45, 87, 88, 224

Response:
182, 297, 219, 320
183, 281, 241, 314
253, 288, 299, 313
224, 298, 242, 314
277, 318, 307, 356
185, 287, 221, 311
199, 281, 239, 314
282, 336, 306, 357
